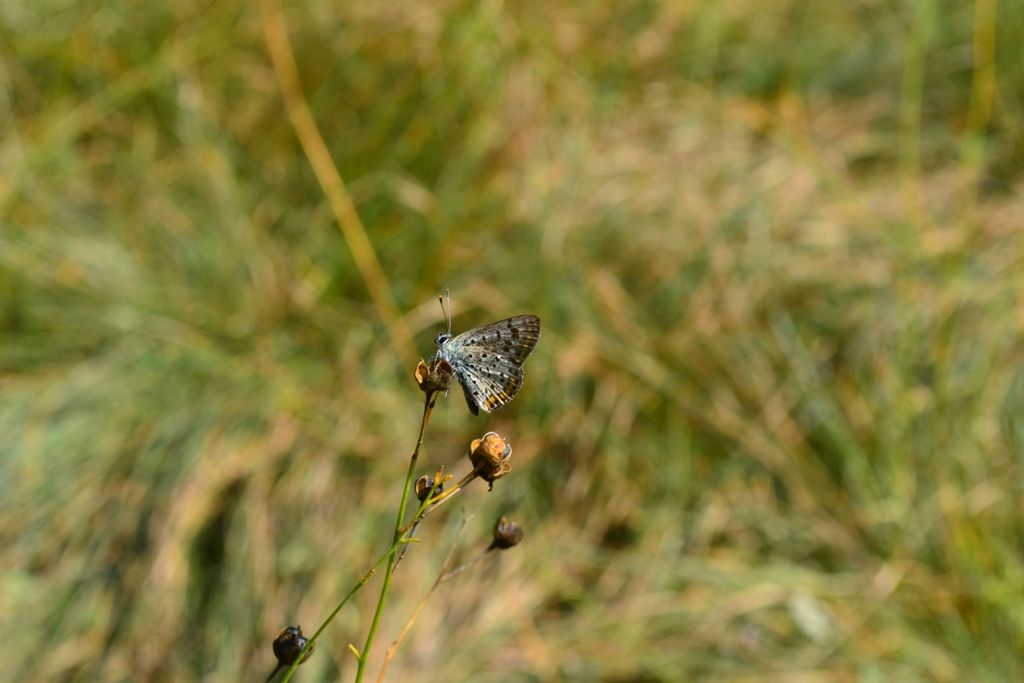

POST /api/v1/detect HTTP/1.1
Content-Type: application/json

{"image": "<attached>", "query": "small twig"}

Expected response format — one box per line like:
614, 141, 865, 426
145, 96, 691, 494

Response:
437, 546, 494, 583
393, 520, 422, 569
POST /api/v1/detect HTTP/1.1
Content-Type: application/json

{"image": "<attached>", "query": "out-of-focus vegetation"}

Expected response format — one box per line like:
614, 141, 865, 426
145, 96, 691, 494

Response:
3, 0, 1024, 680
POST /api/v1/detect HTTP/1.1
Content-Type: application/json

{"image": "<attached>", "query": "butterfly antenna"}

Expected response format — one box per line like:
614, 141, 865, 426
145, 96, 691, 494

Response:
439, 289, 452, 336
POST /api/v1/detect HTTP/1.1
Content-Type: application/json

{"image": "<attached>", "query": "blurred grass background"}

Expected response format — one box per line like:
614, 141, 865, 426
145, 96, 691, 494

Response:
3, 0, 1024, 680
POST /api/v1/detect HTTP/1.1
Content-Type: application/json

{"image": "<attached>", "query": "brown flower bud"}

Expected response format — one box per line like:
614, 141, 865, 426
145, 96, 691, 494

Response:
492, 516, 524, 549
272, 625, 314, 667
415, 357, 455, 394
469, 432, 513, 487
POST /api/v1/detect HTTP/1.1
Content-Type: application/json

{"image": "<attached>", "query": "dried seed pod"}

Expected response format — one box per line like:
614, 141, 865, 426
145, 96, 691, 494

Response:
414, 475, 432, 502
469, 432, 512, 487
414, 471, 445, 503
492, 516, 524, 549
415, 357, 455, 394
469, 432, 511, 468
272, 625, 314, 667
468, 432, 513, 488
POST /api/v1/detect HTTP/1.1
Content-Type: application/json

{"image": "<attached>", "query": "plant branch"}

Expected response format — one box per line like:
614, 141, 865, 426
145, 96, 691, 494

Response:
353, 392, 437, 682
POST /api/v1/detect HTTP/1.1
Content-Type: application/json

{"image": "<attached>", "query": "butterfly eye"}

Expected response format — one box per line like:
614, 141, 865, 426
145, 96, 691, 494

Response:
435, 332, 451, 346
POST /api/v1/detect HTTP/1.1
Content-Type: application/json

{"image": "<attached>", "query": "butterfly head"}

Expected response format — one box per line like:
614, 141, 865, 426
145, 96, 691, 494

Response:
434, 331, 452, 347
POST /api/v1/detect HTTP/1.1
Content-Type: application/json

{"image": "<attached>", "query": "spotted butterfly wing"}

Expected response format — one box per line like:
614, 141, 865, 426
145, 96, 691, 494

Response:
435, 315, 541, 415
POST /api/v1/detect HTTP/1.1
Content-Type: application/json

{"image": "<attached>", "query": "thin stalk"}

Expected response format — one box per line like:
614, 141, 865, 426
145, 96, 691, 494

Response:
353, 393, 436, 682
436, 546, 494, 583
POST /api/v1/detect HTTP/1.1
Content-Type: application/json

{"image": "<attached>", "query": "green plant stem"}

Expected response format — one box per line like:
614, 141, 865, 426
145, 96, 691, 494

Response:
353, 392, 436, 683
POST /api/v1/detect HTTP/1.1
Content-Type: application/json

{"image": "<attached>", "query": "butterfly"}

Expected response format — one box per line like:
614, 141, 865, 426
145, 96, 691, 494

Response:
432, 292, 541, 415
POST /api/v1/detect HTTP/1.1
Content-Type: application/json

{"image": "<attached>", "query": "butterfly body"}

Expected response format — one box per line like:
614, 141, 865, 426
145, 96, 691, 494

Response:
433, 314, 541, 415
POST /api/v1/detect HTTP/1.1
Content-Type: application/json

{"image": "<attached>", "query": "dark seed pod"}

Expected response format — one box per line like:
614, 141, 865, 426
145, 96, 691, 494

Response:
414, 475, 432, 502
492, 516, 524, 550
272, 625, 314, 667
414, 473, 444, 503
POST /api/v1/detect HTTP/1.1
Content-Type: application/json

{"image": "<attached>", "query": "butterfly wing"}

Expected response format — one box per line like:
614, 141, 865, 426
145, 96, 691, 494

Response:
453, 364, 522, 416
444, 315, 541, 414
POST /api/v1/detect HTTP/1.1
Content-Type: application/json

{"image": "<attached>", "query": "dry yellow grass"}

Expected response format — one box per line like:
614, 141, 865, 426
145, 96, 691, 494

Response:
2, 1, 1024, 681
